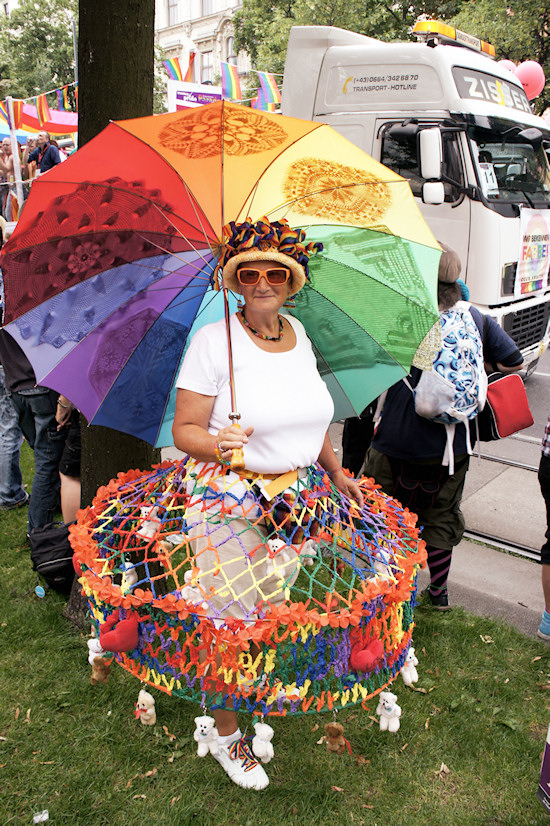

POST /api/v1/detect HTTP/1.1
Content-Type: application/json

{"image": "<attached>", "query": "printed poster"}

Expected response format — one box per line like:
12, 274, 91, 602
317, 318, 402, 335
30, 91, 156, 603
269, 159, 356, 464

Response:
166, 80, 222, 112
516, 208, 550, 297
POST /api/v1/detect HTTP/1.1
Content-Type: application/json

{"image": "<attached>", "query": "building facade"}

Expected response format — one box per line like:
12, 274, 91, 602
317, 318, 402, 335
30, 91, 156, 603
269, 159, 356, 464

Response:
154, 0, 250, 86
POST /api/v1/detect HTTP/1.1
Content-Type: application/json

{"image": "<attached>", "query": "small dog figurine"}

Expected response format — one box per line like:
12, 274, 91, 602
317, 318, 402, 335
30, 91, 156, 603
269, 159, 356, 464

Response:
401, 646, 419, 687
376, 691, 401, 732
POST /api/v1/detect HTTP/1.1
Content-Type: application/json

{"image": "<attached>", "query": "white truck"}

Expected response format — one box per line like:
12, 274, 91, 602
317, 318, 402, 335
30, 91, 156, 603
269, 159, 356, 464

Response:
282, 21, 550, 371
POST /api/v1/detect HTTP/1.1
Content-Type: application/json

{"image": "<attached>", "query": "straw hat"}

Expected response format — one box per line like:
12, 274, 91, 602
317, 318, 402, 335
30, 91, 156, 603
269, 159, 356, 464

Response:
219, 217, 323, 295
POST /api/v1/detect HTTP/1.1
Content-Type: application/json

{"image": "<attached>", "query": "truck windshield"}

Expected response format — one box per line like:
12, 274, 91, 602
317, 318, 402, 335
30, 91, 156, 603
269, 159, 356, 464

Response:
468, 119, 550, 205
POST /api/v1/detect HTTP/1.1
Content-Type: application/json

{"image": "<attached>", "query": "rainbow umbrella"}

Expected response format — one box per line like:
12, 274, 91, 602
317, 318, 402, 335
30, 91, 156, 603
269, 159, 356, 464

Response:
0, 102, 440, 447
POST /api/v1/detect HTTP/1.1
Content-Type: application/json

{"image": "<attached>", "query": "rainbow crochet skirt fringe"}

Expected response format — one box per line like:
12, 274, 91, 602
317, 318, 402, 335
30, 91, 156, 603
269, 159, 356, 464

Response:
71, 458, 426, 716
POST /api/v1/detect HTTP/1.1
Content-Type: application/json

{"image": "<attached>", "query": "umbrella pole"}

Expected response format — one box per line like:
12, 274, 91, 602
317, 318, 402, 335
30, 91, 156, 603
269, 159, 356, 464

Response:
223, 288, 245, 471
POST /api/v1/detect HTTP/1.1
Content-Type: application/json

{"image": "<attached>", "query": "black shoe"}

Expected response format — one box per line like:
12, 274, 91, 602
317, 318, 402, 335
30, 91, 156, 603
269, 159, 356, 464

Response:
421, 587, 450, 611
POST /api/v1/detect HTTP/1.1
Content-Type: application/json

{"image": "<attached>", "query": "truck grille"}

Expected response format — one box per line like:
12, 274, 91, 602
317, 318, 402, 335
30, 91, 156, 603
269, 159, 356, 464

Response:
502, 302, 550, 350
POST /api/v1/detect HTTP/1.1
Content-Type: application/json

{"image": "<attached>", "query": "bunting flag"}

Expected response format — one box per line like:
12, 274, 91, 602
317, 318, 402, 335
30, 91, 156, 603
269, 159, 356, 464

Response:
252, 86, 277, 112
35, 93, 51, 127
220, 61, 242, 100
0, 99, 9, 127
0, 98, 77, 134
11, 99, 23, 130
163, 57, 183, 81
57, 86, 69, 111
183, 51, 196, 83
257, 70, 282, 104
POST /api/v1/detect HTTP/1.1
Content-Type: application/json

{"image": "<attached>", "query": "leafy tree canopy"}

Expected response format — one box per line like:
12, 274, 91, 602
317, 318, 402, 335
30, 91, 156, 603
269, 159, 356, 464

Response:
0, 0, 166, 113
0, 0, 77, 99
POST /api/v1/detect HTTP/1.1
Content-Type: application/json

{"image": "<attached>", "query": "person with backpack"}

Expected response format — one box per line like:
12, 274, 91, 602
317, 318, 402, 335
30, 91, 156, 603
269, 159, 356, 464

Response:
362, 245, 523, 610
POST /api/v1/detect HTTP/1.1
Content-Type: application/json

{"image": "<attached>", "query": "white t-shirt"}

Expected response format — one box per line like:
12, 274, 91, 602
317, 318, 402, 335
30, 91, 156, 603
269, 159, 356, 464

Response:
176, 313, 334, 474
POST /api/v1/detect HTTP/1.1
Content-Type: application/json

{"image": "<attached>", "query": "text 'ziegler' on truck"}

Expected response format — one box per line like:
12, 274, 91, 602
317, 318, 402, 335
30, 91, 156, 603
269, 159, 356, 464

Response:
282, 20, 550, 372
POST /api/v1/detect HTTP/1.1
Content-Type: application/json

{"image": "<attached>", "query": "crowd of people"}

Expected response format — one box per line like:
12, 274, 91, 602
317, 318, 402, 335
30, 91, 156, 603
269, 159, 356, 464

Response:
0, 130, 67, 221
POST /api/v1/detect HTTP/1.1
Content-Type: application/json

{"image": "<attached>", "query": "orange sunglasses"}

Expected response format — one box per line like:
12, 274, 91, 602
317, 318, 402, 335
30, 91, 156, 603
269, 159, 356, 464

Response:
236, 266, 291, 286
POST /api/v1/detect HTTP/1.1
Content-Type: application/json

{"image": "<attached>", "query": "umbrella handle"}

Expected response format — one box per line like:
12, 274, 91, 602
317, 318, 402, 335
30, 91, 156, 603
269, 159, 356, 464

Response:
229, 421, 245, 472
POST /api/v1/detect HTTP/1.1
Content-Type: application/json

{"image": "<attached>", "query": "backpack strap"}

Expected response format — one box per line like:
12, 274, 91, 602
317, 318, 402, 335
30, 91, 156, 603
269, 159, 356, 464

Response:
442, 423, 456, 475
442, 413, 473, 476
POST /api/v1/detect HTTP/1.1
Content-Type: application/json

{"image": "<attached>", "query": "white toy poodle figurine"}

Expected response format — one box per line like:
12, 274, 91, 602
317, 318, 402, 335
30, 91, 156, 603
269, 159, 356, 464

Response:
376, 691, 402, 732
401, 646, 419, 687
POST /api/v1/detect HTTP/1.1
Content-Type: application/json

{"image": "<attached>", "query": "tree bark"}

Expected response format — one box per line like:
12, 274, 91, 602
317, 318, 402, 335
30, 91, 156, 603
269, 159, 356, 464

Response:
77, 0, 155, 145
65, 0, 158, 629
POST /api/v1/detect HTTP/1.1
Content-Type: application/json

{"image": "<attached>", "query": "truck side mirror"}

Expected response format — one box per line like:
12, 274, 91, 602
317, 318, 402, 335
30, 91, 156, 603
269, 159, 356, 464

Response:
419, 128, 443, 181
422, 182, 445, 204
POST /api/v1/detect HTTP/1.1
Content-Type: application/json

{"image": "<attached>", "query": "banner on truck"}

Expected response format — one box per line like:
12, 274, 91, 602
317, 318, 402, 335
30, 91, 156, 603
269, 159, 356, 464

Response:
167, 80, 222, 112
516, 209, 550, 297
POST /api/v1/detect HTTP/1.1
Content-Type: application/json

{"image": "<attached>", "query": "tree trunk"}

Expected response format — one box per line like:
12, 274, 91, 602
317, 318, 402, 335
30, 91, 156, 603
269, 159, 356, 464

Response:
65, 0, 157, 629
77, 0, 155, 145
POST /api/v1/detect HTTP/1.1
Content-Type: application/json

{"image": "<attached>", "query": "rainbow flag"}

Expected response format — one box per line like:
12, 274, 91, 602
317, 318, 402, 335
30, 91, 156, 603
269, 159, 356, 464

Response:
57, 86, 70, 111
183, 52, 196, 82
163, 57, 183, 81
252, 86, 276, 112
257, 71, 281, 104
0, 99, 9, 126
35, 93, 51, 126
221, 61, 242, 100
11, 99, 23, 129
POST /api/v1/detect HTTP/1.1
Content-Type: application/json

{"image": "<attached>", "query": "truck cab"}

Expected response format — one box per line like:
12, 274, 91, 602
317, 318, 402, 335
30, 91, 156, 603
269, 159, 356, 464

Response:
282, 22, 550, 369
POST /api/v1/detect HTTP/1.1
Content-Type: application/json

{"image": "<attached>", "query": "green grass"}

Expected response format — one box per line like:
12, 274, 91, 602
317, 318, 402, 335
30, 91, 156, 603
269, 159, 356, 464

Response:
1, 445, 550, 825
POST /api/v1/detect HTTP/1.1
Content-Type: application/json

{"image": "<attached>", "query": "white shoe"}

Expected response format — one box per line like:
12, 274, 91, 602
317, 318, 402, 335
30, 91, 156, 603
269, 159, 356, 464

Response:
213, 737, 269, 790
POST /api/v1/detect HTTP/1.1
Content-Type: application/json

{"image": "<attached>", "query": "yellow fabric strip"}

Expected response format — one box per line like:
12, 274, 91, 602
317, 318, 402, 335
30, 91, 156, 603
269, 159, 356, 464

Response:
262, 470, 299, 500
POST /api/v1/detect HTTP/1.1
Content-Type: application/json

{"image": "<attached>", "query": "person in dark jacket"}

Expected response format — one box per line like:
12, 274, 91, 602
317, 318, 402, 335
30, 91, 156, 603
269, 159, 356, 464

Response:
363, 246, 523, 610
27, 131, 61, 175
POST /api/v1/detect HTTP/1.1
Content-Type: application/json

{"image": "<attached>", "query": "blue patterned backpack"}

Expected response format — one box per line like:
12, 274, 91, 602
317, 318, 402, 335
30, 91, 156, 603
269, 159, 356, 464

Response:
407, 303, 488, 473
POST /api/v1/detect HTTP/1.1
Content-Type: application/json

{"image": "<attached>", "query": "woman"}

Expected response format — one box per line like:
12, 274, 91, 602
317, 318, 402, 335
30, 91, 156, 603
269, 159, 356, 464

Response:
363, 245, 523, 610
172, 218, 362, 790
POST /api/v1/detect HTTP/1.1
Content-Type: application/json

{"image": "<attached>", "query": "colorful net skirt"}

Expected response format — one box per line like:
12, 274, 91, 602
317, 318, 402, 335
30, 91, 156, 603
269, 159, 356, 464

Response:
71, 458, 426, 716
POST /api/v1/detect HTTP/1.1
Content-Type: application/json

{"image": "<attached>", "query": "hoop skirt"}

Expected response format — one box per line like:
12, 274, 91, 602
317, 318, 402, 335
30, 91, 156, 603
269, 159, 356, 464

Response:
71, 458, 426, 716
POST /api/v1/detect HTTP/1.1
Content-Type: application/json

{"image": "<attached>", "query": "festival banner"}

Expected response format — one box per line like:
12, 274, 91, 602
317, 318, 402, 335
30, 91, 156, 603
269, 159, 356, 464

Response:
0, 100, 9, 127
183, 52, 196, 83
11, 99, 23, 130
163, 57, 183, 82
251, 86, 276, 111
516, 208, 550, 297
57, 86, 70, 111
34, 94, 50, 127
257, 70, 281, 104
166, 80, 222, 112
220, 61, 242, 100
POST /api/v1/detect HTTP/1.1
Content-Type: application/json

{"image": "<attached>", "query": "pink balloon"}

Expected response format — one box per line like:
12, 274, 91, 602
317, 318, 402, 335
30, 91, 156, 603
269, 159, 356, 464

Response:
498, 59, 516, 73
515, 61, 546, 100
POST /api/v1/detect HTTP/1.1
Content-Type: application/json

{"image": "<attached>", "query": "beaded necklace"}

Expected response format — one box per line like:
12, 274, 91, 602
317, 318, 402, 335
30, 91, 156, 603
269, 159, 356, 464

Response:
240, 308, 283, 342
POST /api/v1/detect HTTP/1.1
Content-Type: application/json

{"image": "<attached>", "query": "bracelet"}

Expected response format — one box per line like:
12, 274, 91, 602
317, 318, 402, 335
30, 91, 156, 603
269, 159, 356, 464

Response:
57, 400, 69, 409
